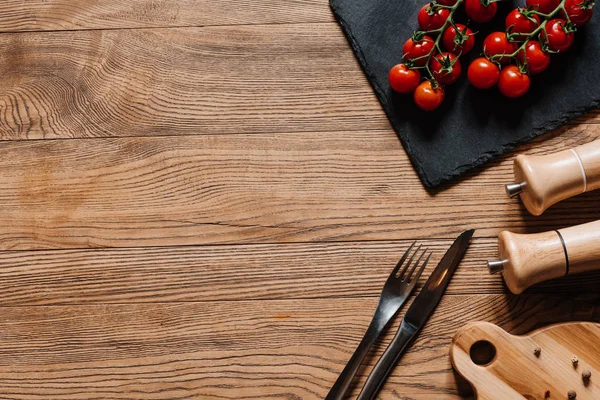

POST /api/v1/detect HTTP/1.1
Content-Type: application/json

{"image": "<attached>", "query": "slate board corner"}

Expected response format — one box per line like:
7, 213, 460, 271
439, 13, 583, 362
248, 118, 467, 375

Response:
330, 0, 600, 188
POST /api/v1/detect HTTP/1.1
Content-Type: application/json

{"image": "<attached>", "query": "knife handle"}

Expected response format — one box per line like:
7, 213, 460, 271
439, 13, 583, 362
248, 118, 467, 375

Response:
506, 139, 600, 215
487, 219, 600, 294
356, 320, 417, 400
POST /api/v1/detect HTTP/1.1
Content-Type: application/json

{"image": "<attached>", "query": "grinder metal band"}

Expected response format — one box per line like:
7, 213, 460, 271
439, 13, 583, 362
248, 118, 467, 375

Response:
570, 148, 588, 193
555, 230, 570, 276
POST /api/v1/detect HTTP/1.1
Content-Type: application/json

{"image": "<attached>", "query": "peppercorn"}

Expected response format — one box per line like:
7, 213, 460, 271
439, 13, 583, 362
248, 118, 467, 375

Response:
582, 369, 592, 380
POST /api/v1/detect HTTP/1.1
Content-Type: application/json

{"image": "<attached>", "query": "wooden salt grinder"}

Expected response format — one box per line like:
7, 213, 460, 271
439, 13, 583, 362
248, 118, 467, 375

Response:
505, 140, 600, 215
487, 220, 600, 294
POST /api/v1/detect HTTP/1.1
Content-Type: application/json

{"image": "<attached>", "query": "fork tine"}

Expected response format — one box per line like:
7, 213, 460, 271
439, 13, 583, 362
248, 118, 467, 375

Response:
397, 244, 421, 279
390, 241, 416, 277
410, 252, 432, 283
404, 247, 428, 280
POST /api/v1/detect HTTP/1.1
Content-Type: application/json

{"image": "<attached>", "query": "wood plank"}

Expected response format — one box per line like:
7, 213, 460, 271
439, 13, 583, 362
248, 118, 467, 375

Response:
0, 126, 599, 250
0, 22, 596, 141
0, 0, 332, 32
0, 295, 595, 398
0, 239, 598, 306
0, 23, 388, 140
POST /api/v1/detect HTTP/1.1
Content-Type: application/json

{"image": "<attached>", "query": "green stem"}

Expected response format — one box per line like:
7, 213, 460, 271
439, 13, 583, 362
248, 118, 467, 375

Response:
489, 0, 569, 63
531, 0, 569, 19
412, 0, 465, 81
502, 20, 547, 59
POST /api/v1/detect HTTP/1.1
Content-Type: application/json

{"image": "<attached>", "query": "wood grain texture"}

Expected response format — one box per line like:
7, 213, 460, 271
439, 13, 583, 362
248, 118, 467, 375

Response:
0, 23, 387, 140
0, 127, 599, 250
0, 21, 598, 142
0, 239, 599, 306
0, 294, 596, 399
0, 3, 598, 399
497, 229, 568, 295
0, 0, 331, 32
451, 322, 600, 400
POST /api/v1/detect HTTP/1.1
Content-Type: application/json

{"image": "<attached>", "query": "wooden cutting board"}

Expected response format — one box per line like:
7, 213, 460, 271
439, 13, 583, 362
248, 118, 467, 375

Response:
450, 321, 600, 400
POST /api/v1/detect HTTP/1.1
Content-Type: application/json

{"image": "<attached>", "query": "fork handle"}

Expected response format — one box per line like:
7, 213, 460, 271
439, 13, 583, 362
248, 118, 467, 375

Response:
325, 320, 383, 400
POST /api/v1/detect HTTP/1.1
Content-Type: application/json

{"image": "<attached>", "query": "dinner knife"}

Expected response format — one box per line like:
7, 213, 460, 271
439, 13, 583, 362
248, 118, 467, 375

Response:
357, 229, 475, 400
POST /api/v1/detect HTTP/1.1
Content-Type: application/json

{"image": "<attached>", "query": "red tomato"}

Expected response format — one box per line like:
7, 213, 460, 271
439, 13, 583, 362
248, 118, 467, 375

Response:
413, 81, 445, 111
526, 0, 561, 14
483, 32, 518, 64
563, 0, 594, 26
431, 52, 462, 85
517, 41, 551, 75
442, 24, 475, 54
467, 57, 500, 89
389, 64, 422, 93
498, 65, 531, 98
438, 0, 459, 5
465, 0, 498, 23
418, 4, 451, 30
403, 35, 435, 66
505, 9, 541, 37
540, 19, 575, 52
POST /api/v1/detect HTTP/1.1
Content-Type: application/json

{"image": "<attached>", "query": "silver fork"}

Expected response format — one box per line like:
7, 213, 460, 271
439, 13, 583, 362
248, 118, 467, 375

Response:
325, 243, 432, 400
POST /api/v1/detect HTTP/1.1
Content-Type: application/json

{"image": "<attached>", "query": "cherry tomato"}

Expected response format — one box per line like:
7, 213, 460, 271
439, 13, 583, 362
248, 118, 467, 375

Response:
540, 19, 575, 52
498, 65, 531, 98
465, 0, 498, 23
505, 9, 541, 38
438, 0, 459, 5
403, 35, 435, 66
563, 0, 594, 26
418, 4, 451, 30
467, 57, 500, 89
517, 41, 551, 75
389, 64, 422, 93
413, 81, 445, 111
431, 52, 462, 85
483, 32, 518, 64
526, 0, 561, 14
442, 24, 475, 54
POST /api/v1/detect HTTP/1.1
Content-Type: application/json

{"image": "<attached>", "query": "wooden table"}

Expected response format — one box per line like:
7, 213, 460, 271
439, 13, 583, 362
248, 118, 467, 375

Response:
0, 1, 598, 398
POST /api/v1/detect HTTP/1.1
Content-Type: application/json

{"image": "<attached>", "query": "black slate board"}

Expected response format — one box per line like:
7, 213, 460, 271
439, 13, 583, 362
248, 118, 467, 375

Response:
330, 0, 600, 188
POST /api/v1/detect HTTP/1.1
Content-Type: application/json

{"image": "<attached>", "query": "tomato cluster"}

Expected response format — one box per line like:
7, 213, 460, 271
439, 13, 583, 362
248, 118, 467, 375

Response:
389, 0, 498, 111
389, 0, 594, 110
468, 0, 594, 97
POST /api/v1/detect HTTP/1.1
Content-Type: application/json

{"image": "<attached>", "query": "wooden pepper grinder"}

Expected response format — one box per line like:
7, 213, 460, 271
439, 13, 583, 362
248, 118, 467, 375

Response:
488, 220, 600, 294
505, 140, 600, 215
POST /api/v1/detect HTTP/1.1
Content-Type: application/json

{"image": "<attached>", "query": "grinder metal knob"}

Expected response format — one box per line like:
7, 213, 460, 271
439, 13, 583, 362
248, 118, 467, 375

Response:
487, 259, 508, 275
505, 182, 526, 198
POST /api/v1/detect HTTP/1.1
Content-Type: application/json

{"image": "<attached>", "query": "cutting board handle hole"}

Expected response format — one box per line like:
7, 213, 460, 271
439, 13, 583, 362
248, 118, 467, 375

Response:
469, 340, 497, 366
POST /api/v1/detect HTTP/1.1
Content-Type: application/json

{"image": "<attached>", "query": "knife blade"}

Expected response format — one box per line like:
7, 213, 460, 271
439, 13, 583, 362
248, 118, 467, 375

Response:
357, 229, 475, 400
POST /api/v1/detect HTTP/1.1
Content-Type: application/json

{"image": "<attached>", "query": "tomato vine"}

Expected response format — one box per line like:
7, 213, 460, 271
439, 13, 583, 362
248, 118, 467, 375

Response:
389, 0, 595, 110
408, 0, 467, 85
